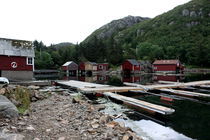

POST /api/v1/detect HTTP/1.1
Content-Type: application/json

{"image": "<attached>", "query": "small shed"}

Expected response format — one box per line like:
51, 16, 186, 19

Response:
153, 60, 184, 73
122, 59, 141, 74
62, 61, 78, 76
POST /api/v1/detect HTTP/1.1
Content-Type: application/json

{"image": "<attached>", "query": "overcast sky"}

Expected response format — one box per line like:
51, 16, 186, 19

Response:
0, 0, 190, 45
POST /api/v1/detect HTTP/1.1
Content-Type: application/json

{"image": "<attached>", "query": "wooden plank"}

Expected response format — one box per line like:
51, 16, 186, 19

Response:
159, 89, 210, 98
56, 80, 109, 89
158, 81, 180, 84
123, 82, 149, 91
80, 86, 145, 93
103, 92, 175, 115
129, 90, 181, 100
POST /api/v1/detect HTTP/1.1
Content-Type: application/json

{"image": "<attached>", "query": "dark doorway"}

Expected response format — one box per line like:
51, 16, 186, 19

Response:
0, 70, 2, 77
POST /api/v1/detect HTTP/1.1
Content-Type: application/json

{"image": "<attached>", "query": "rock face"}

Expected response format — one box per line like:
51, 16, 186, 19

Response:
97, 16, 149, 39
0, 95, 19, 118
84, 15, 149, 42
182, 9, 190, 16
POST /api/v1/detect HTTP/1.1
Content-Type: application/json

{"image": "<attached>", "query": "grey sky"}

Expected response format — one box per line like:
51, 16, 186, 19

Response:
0, 0, 191, 45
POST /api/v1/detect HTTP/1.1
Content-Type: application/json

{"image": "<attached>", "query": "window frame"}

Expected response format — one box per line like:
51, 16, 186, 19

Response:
27, 57, 33, 65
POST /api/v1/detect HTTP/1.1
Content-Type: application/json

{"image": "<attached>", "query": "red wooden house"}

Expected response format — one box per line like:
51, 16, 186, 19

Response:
122, 59, 141, 74
61, 61, 78, 76
153, 60, 184, 73
0, 38, 34, 80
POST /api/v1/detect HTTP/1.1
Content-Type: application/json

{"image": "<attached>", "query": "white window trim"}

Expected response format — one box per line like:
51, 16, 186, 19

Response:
27, 57, 33, 65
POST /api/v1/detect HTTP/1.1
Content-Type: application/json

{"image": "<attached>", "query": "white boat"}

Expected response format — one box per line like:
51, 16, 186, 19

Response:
0, 77, 9, 87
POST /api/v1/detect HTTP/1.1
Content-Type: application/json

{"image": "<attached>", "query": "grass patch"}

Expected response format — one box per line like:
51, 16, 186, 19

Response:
5, 86, 31, 114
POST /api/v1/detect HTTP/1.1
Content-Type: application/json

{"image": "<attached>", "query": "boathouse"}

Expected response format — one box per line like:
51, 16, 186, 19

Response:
122, 59, 141, 74
79, 62, 98, 75
153, 60, 184, 73
61, 61, 78, 76
0, 38, 34, 80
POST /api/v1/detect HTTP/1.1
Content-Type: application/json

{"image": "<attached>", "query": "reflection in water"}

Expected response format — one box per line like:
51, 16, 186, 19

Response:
153, 75, 184, 82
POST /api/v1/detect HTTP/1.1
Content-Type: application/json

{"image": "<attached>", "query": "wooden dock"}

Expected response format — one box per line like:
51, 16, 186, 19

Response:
55, 80, 210, 115
55, 80, 176, 115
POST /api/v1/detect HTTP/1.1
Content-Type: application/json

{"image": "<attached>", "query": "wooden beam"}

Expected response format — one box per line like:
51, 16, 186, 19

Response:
103, 92, 175, 115
159, 89, 210, 98
157, 80, 181, 84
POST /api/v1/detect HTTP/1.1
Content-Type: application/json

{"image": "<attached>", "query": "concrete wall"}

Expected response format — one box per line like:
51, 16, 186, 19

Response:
1, 70, 33, 81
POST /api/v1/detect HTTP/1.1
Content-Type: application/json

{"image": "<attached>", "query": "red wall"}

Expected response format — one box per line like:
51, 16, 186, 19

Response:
122, 60, 140, 71
0, 55, 33, 71
153, 64, 177, 72
79, 62, 85, 70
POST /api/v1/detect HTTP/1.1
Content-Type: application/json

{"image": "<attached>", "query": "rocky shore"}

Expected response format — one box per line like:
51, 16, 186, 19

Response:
0, 85, 143, 140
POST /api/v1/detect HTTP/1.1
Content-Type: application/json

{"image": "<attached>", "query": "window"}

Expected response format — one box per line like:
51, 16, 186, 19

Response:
27, 57, 33, 65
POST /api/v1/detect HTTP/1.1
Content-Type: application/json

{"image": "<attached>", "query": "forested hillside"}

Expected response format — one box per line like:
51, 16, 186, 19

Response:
34, 0, 210, 69
116, 0, 210, 67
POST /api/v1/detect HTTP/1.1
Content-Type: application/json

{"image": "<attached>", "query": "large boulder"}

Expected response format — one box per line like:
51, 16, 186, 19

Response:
0, 132, 24, 140
0, 95, 19, 118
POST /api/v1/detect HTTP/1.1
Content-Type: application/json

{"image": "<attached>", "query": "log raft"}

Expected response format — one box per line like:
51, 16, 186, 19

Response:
55, 80, 210, 115
56, 80, 175, 115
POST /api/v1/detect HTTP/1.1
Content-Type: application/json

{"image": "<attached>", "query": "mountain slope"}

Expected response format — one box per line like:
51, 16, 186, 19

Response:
115, 0, 210, 66
83, 15, 150, 43
80, 0, 210, 66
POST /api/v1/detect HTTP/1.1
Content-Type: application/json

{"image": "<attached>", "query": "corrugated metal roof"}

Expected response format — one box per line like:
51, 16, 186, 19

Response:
153, 60, 180, 65
127, 59, 140, 65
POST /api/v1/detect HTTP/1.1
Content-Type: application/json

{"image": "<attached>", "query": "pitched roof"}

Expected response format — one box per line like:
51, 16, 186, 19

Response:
0, 38, 34, 57
153, 60, 180, 65
0, 38, 32, 49
62, 61, 74, 66
127, 59, 140, 65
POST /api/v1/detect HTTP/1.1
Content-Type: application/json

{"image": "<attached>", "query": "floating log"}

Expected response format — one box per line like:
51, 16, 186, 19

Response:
159, 89, 210, 98
191, 85, 210, 90
103, 92, 175, 115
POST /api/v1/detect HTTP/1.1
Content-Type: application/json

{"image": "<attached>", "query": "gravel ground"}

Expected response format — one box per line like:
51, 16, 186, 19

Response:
0, 88, 143, 140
